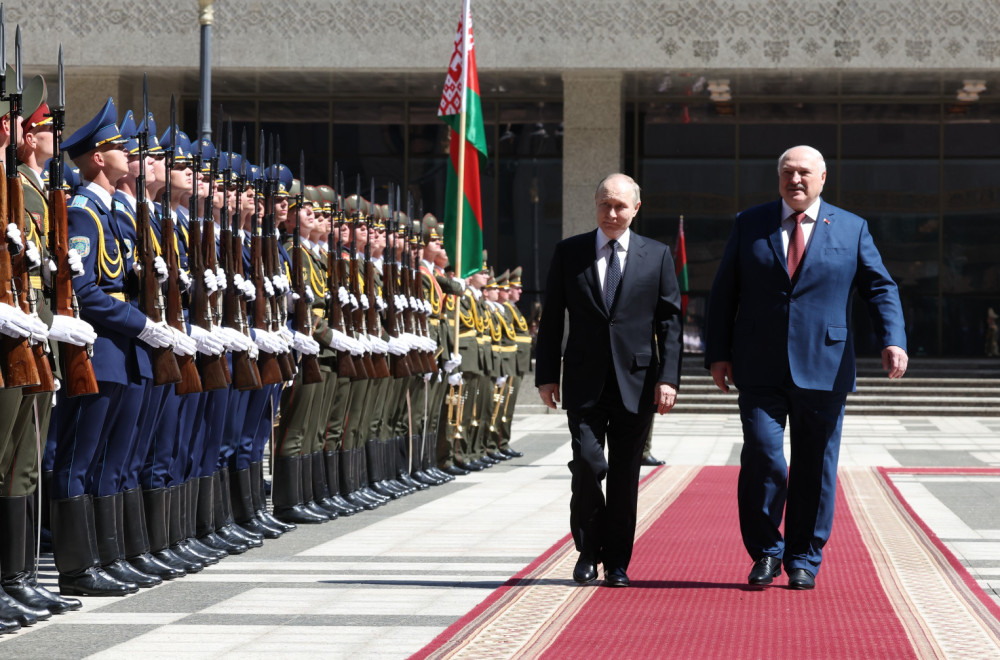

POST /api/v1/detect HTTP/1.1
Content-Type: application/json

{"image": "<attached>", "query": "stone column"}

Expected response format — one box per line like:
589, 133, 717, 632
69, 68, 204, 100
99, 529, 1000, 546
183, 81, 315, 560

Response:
561, 71, 623, 238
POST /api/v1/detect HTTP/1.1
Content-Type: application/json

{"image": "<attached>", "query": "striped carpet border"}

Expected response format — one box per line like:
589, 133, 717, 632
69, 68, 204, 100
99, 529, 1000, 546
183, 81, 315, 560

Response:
411, 465, 698, 660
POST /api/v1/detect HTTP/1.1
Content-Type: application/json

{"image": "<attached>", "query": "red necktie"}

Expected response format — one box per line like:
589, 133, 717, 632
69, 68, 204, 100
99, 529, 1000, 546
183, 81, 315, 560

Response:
787, 212, 806, 280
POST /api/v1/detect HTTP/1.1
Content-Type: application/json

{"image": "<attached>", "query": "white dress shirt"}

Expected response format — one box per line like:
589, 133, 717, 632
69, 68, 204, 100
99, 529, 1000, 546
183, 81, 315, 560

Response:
780, 198, 821, 258
595, 227, 631, 290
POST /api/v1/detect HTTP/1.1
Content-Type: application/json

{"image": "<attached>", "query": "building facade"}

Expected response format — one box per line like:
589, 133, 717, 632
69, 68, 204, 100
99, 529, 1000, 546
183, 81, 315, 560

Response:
13, 0, 1000, 355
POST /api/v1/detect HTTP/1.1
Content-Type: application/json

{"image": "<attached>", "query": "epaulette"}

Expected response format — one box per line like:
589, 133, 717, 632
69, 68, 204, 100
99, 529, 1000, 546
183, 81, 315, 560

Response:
70, 195, 89, 209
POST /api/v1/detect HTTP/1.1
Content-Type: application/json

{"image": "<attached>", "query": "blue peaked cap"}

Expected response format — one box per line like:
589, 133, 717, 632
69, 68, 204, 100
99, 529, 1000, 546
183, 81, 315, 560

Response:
62, 97, 127, 160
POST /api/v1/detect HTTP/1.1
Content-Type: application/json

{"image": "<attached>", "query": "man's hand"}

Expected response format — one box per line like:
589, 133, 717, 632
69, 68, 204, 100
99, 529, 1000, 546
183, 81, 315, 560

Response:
654, 382, 677, 415
710, 361, 734, 393
882, 345, 908, 379
538, 382, 560, 410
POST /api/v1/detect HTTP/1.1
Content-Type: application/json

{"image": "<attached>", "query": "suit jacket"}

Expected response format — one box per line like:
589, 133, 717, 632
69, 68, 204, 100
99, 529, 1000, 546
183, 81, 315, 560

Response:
535, 229, 683, 414
705, 199, 906, 393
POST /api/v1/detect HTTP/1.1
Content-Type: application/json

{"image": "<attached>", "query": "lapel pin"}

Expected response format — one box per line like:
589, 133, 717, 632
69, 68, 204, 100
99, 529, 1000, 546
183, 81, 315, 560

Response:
823, 218, 830, 224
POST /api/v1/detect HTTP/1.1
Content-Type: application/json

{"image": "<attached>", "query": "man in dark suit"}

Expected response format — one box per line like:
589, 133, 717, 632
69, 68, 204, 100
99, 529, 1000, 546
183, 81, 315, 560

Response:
536, 173, 683, 588
705, 145, 907, 590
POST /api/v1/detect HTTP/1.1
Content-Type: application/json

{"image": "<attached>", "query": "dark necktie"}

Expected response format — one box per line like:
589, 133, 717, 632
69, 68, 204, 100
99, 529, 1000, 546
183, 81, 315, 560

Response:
787, 212, 806, 280
605, 239, 620, 310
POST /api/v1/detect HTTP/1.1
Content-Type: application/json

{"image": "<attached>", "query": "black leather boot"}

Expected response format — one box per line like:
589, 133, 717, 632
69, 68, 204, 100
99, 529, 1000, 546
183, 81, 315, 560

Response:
209, 472, 253, 551
197, 474, 248, 555
232, 467, 278, 538
122, 487, 182, 581
300, 453, 334, 520
250, 461, 293, 533
52, 494, 135, 596
185, 479, 226, 561
272, 456, 328, 524
166, 485, 210, 570
17, 494, 81, 613
143, 487, 194, 574
310, 451, 343, 516
0, 495, 53, 620
93, 493, 150, 589
217, 469, 263, 547
324, 450, 360, 515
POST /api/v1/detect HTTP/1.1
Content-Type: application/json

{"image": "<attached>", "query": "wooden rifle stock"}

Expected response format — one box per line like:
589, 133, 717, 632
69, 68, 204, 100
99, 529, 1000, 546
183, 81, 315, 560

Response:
48, 183, 98, 396
326, 241, 356, 379
9, 173, 54, 392
264, 225, 295, 380
0, 162, 40, 387
412, 264, 436, 374
201, 216, 232, 385
135, 201, 181, 385
162, 211, 202, 395
348, 254, 377, 379
250, 230, 281, 385
364, 258, 390, 379
337, 250, 367, 379
291, 240, 322, 384
186, 217, 228, 391
382, 259, 410, 378
222, 226, 261, 391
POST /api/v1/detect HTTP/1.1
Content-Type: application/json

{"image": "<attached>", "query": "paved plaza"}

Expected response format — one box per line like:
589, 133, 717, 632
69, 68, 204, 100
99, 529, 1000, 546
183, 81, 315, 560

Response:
0, 412, 997, 658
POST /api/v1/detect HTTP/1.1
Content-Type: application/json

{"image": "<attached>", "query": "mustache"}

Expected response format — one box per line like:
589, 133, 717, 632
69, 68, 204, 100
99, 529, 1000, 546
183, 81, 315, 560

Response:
787, 183, 806, 191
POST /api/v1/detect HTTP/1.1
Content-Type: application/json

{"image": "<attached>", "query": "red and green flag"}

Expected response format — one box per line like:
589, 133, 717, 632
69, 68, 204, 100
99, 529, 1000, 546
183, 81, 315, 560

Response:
675, 215, 689, 317
438, 0, 487, 279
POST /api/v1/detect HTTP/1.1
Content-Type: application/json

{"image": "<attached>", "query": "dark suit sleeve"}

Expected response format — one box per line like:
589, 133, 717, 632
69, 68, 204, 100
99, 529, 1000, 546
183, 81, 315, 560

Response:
655, 245, 684, 387
534, 240, 566, 387
853, 220, 907, 351
704, 216, 741, 367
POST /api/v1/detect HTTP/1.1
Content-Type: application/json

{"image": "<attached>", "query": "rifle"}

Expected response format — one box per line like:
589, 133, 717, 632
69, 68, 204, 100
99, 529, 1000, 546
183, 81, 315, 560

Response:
161, 96, 201, 395
249, 130, 281, 385
398, 212, 429, 374
336, 175, 367, 378
202, 111, 231, 385
133, 79, 181, 386
221, 119, 260, 391
410, 201, 436, 374
46, 45, 98, 396
292, 151, 321, 384
365, 178, 390, 379
326, 164, 355, 379
264, 136, 295, 380
349, 176, 377, 379
382, 187, 410, 378
0, 28, 41, 388
186, 107, 227, 390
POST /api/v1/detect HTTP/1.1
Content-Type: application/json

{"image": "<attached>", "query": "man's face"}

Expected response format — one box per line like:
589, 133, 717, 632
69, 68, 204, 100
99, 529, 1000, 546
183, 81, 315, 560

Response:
170, 163, 193, 195
497, 288, 509, 302
778, 148, 827, 212
596, 176, 640, 239
101, 143, 130, 186
509, 286, 521, 303
484, 287, 498, 302
275, 197, 289, 223
298, 205, 317, 237
25, 126, 54, 161
424, 238, 442, 263
352, 222, 368, 251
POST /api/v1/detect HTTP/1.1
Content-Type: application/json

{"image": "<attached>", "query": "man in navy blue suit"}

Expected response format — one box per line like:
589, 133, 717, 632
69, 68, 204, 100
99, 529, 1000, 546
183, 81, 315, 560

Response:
705, 145, 907, 590
536, 173, 683, 588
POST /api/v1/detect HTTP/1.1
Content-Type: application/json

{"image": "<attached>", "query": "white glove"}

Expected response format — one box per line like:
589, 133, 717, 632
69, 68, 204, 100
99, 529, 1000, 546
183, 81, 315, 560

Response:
271, 274, 289, 294
451, 277, 466, 292
170, 326, 197, 357
350, 294, 359, 309
68, 248, 85, 278
153, 256, 169, 284
369, 334, 388, 355
396, 294, 408, 309
220, 326, 253, 352
443, 353, 462, 373
0, 302, 33, 339
137, 318, 173, 348
347, 335, 364, 356
48, 314, 97, 347
387, 336, 409, 356
254, 329, 277, 354
277, 325, 294, 349
338, 286, 350, 307
203, 268, 218, 293
215, 266, 226, 291
409, 296, 419, 311
447, 372, 463, 386
263, 277, 274, 298
329, 329, 350, 352
25, 240, 41, 269
6, 222, 23, 250
247, 339, 259, 359
424, 372, 433, 382
496, 375, 508, 387
357, 333, 373, 354
304, 284, 315, 304
292, 330, 320, 356
189, 323, 225, 356
178, 268, 192, 292
376, 295, 387, 312
360, 294, 370, 310
422, 299, 432, 314
24, 311, 49, 343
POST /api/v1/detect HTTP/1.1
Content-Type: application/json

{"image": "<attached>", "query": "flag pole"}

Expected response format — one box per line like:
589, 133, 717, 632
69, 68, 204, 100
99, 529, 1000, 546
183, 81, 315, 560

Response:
452, 0, 470, 355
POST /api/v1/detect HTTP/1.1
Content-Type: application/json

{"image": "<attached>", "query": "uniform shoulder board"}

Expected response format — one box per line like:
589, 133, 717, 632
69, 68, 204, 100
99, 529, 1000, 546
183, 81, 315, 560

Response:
70, 195, 89, 209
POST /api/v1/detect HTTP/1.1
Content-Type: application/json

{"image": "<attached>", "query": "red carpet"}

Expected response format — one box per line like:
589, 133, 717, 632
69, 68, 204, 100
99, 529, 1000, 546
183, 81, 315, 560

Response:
414, 466, 1000, 659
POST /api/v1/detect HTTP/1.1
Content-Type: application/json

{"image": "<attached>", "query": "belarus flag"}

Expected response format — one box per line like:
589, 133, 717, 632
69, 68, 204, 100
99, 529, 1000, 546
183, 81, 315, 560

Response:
438, 0, 487, 279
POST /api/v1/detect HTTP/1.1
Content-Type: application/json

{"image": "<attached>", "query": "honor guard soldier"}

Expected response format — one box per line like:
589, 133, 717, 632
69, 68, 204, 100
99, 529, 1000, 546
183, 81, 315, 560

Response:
486, 269, 517, 460
499, 266, 528, 457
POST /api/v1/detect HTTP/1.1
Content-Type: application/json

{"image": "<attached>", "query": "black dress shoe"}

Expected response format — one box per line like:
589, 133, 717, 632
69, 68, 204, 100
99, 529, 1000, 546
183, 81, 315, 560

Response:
787, 568, 815, 590
103, 559, 161, 589
604, 567, 630, 588
59, 567, 136, 597
641, 454, 666, 466
501, 447, 524, 458
572, 554, 598, 584
455, 460, 482, 472
429, 467, 455, 482
5, 579, 81, 614
487, 451, 509, 461
444, 465, 469, 476
748, 556, 782, 585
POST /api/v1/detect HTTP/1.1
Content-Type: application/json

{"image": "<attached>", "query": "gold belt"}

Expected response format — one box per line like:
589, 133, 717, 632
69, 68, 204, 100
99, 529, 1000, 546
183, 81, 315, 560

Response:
30, 275, 43, 290
110, 292, 127, 302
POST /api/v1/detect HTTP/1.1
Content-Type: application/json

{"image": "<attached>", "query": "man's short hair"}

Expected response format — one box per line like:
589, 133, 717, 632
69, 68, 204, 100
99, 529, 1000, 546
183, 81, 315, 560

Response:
777, 145, 826, 175
595, 173, 641, 205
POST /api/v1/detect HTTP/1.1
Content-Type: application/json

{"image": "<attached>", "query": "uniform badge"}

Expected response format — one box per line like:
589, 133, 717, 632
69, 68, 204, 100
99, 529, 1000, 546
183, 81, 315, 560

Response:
69, 236, 91, 258
70, 196, 89, 208
123, 238, 133, 258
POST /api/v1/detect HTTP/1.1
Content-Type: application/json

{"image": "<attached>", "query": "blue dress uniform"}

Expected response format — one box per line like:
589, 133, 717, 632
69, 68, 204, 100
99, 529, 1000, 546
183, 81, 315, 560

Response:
49, 98, 153, 597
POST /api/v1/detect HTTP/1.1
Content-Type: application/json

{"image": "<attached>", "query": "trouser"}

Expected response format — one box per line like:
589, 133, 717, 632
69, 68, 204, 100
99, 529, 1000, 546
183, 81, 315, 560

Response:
50, 381, 124, 499
122, 379, 164, 491
275, 374, 320, 458
197, 387, 231, 479
323, 376, 352, 453
1, 390, 53, 495
566, 373, 652, 572
737, 383, 846, 576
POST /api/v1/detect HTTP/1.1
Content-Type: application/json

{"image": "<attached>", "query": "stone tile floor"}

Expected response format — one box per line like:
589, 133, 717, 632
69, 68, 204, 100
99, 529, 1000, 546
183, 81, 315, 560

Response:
0, 413, 996, 658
